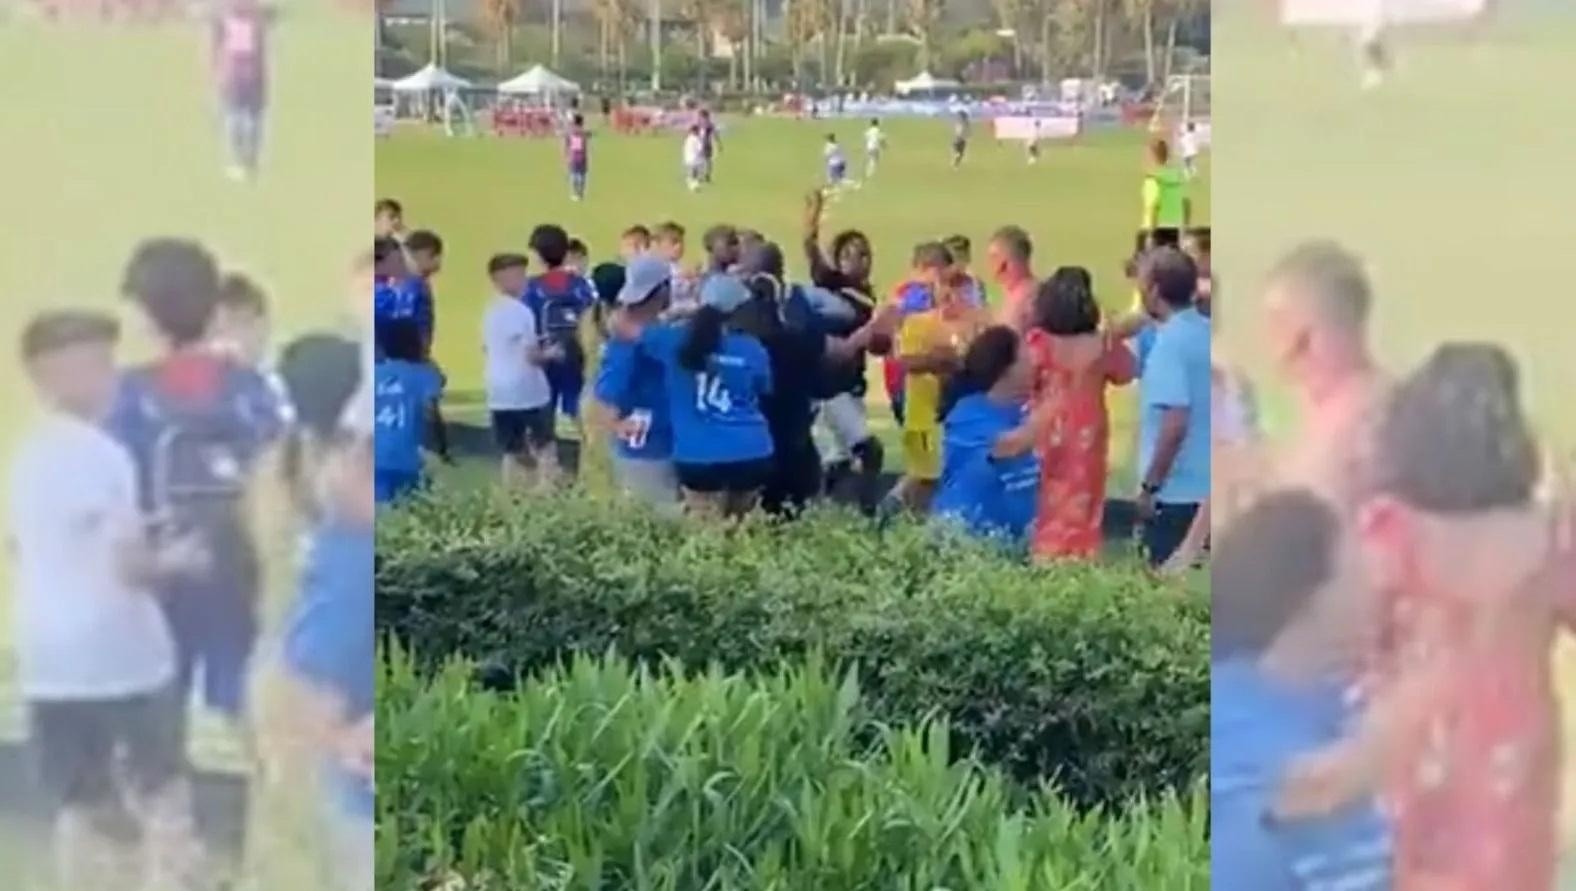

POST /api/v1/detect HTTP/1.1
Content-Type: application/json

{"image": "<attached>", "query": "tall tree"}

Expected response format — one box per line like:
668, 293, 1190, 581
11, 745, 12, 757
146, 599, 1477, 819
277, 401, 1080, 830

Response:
481, 0, 517, 72
905, 0, 943, 71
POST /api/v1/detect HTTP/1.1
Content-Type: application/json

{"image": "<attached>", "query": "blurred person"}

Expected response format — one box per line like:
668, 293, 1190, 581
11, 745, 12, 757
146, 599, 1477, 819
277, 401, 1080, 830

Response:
1210, 490, 1394, 890
596, 255, 681, 512
943, 234, 986, 307
683, 125, 706, 192
1026, 118, 1042, 165
1134, 246, 1210, 567
372, 319, 444, 504
211, 0, 269, 181
1263, 241, 1389, 508
482, 253, 558, 491
802, 190, 887, 511
400, 229, 443, 360
1141, 137, 1191, 231
576, 262, 627, 497
1179, 121, 1201, 179
620, 224, 652, 261
1024, 267, 1136, 560
864, 117, 885, 178
1184, 226, 1213, 315
702, 224, 743, 279
11, 311, 206, 890
624, 274, 775, 519
565, 112, 591, 201
1275, 343, 1572, 891
566, 237, 591, 276
525, 224, 597, 439
652, 220, 695, 305
891, 268, 992, 514
882, 240, 956, 426
951, 110, 970, 168
374, 198, 405, 243
269, 334, 374, 891
697, 107, 721, 182
932, 326, 1048, 547
110, 238, 283, 750
823, 133, 848, 189
211, 272, 293, 424
985, 225, 1036, 332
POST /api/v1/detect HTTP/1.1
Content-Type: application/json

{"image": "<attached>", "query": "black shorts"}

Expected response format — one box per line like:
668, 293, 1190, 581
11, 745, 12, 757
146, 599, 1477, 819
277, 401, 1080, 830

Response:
29, 689, 183, 814
675, 458, 774, 494
491, 407, 555, 455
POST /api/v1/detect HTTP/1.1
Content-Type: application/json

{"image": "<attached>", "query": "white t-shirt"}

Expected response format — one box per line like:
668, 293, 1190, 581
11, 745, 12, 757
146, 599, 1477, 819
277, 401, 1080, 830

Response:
865, 126, 882, 153
1180, 130, 1200, 159
683, 134, 705, 168
482, 293, 552, 411
7, 416, 175, 701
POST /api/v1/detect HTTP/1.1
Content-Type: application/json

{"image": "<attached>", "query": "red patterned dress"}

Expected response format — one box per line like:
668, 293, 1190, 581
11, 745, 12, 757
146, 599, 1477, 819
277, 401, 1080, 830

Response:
1024, 329, 1135, 560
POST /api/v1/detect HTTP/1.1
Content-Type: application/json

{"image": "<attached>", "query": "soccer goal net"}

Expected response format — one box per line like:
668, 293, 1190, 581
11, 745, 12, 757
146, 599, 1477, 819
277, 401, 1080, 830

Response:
1149, 74, 1211, 133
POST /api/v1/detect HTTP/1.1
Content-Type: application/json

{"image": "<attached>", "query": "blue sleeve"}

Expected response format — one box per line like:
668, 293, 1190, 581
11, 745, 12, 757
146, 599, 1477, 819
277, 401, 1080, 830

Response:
415, 285, 434, 344
418, 364, 444, 404
104, 373, 143, 450
594, 342, 634, 409
283, 590, 373, 715
576, 278, 596, 311
1143, 331, 1191, 409
235, 368, 285, 447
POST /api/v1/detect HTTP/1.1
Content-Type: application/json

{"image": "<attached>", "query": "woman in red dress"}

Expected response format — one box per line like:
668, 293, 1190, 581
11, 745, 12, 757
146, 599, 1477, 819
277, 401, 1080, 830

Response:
1277, 345, 1571, 891
1023, 268, 1136, 560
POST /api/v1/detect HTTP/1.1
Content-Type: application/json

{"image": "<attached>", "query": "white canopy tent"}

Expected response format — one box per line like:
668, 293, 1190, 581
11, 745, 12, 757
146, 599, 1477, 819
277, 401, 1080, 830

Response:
894, 71, 961, 96
391, 63, 472, 93
497, 65, 581, 97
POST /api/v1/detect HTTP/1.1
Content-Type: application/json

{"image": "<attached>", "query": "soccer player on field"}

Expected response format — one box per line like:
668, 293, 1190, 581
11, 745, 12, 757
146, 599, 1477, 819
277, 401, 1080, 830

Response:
950, 110, 970, 169
682, 126, 706, 192
823, 133, 848, 190
864, 118, 885, 178
211, 0, 269, 181
565, 113, 591, 202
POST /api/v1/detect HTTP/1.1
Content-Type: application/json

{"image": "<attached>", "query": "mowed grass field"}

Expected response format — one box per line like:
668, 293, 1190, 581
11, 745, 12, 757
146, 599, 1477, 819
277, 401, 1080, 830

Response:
376, 119, 1209, 486
0, 6, 369, 746
1213, 7, 1576, 872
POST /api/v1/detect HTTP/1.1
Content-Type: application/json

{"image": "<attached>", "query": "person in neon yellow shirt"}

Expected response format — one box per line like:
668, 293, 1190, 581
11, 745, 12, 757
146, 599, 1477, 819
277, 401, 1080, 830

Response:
1141, 137, 1190, 231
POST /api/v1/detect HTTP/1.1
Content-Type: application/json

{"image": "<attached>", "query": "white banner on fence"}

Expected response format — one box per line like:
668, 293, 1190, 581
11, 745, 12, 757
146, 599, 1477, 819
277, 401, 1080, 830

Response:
1281, 0, 1485, 26
993, 115, 1080, 142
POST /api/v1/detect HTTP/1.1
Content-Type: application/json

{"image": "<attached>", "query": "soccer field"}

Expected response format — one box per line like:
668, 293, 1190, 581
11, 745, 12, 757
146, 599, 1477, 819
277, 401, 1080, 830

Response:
1213, 8, 1576, 871
376, 119, 1210, 484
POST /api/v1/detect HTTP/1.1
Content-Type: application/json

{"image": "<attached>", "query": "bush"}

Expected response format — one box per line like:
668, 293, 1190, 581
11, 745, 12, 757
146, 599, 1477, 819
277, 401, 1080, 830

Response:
376, 647, 1209, 890
376, 489, 1208, 806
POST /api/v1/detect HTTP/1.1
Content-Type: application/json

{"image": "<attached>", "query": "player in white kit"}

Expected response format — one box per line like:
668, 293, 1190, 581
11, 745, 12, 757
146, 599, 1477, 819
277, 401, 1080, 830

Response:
864, 119, 885, 179
682, 126, 706, 192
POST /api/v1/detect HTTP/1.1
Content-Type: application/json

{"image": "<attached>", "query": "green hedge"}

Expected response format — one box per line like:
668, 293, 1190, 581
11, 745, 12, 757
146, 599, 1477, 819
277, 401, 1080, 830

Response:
376, 490, 1208, 807
376, 647, 1209, 890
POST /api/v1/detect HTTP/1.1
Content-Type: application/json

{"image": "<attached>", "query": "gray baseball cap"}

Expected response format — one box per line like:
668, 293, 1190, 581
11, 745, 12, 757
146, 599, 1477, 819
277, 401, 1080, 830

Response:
700, 274, 752, 314
617, 254, 672, 306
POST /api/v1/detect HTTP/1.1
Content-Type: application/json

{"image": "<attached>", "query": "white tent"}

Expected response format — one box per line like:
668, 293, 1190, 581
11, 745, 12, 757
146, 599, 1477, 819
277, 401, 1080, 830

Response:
894, 71, 961, 96
391, 63, 472, 93
498, 64, 581, 97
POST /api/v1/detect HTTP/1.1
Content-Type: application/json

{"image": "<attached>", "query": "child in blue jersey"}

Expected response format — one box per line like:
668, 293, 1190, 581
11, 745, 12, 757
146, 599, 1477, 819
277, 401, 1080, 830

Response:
596, 255, 681, 512
272, 334, 374, 891
371, 235, 410, 354
400, 229, 443, 359
565, 113, 591, 201
932, 326, 1046, 546
108, 238, 283, 741
1211, 491, 1392, 891
373, 320, 443, 504
823, 133, 847, 188
635, 274, 775, 518
525, 224, 597, 438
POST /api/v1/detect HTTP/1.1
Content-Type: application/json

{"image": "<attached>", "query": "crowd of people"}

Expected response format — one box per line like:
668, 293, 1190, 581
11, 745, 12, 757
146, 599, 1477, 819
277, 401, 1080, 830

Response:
1209, 241, 1576, 889
8, 239, 374, 889
371, 172, 1214, 568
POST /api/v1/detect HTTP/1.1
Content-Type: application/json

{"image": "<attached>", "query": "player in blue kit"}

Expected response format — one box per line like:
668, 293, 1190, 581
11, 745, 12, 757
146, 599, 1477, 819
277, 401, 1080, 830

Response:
823, 133, 848, 190
524, 224, 597, 436
372, 320, 444, 504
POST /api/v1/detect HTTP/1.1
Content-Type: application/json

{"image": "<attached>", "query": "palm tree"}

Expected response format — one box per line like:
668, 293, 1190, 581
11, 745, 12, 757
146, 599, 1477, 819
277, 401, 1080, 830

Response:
905, 0, 944, 72
480, 0, 518, 72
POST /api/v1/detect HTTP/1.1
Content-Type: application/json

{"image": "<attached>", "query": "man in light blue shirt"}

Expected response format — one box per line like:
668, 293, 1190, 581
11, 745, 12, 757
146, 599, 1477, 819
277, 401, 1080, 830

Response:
1135, 247, 1211, 566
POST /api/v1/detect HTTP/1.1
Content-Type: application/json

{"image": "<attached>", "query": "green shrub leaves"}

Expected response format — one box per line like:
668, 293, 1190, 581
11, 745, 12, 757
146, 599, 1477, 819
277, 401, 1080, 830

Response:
377, 490, 1208, 806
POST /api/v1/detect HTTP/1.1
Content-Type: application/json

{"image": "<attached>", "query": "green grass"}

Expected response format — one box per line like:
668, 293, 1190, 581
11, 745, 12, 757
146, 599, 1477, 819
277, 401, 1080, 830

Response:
0, 4, 369, 755
377, 119, 1209, 487
1213, 7, 1576, 867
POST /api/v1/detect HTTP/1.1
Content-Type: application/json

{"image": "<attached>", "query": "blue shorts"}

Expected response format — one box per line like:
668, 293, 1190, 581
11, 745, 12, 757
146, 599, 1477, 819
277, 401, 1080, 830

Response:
375, 469, 423, 505
545, 362, 584, 419
160, 580, 258, 717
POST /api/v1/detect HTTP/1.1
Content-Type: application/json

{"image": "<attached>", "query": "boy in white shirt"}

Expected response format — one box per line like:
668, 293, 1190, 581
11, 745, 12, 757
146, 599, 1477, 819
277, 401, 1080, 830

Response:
863, 118, 884, 178
482, 253, 559, 488
682, 125, 706, 192
10, 310, 206, 890
1179, 122, 1200, 179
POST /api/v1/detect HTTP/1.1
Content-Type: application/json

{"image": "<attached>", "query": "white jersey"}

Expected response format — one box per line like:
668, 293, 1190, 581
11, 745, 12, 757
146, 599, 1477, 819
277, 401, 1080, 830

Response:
683, 133, 705, 168
865, 126, 883, 154
825, 143, 845, 168
1180, 130, 1200, 160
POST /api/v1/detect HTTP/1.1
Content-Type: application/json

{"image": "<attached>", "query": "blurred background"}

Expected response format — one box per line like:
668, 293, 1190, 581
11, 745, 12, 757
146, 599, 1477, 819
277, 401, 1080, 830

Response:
1213, 0, 1575, 882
